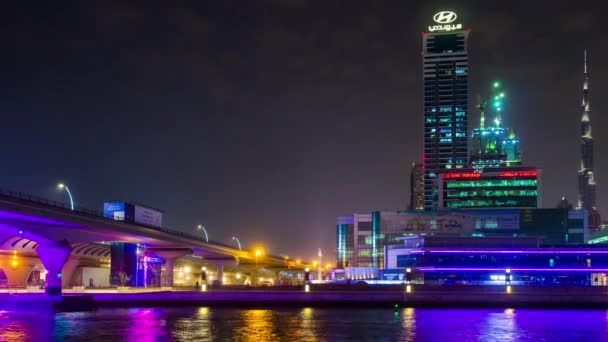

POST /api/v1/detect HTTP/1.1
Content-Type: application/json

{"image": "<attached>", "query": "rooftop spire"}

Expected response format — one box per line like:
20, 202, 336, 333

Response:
578, 49, 596, 212
584, 49, 588, 75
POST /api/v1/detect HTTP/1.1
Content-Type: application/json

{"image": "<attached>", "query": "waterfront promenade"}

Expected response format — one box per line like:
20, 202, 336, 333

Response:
4, 285, 608, 309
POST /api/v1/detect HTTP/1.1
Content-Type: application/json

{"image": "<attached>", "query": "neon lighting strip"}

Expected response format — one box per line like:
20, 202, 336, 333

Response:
417, 267, 608, 272
404, 249, 608, 254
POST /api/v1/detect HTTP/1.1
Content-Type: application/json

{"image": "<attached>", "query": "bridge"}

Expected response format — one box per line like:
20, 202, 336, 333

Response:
0, 189, 307, 296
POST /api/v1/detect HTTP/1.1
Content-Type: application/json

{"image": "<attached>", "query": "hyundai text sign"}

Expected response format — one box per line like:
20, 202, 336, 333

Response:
428, 11, 463, 32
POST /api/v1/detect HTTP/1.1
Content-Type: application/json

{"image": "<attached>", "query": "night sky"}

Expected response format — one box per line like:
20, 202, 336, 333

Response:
1, 1, 607, 261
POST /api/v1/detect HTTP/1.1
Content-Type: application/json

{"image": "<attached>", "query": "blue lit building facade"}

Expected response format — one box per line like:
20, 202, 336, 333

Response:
336, 215, 355, 268
386, 236, 608, 286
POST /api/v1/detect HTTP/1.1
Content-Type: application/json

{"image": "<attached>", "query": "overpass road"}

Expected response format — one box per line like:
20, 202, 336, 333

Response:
0, 189, 306, 296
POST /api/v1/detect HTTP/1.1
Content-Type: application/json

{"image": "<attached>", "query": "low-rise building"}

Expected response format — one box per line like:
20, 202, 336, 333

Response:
436, 167, 541, 209
385, 235, 608, 286
337, 208, 588, 269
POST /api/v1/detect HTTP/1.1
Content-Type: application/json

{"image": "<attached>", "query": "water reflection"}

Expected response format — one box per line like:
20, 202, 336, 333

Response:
191, 307, 212, 340
169, 307, 214, 341
400, 307, 416, 341
287, 307, 316, 342
0, 311, 30, 341
125, 308, 169, 341
1, 307, 608, 340
233, 309, 278, 341
478, 308, 519, 342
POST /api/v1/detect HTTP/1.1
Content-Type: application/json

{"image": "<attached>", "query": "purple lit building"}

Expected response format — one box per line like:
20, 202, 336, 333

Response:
385, 236, 608, 286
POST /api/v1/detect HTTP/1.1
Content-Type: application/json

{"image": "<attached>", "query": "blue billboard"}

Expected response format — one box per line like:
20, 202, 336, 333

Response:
104, 202, 127, 221
103, 201, 162, 227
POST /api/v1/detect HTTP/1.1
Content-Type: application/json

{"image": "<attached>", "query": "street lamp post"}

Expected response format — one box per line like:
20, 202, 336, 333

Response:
197, 225, 209, 243
231, 237, 241, 250
57, 183, 74, 210
318, 248, 323, 282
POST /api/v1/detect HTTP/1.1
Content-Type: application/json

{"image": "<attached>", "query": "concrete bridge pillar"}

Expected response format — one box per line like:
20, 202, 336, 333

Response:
215, 263, 223, 285
150, 249, 192, 288
36, 240, 73, 297
3, 265, 33, 287
62, 258, 79, 287
203, 259, 235, 286
211, 260, 232, 286
251, 266, 264, 287
164, 258, 175, 287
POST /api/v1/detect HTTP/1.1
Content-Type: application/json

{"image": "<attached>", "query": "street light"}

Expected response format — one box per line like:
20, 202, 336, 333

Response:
57, 183, 74, 210
255, 248, 264, 266
232, 237, 242, 250
197, 224, 209, 243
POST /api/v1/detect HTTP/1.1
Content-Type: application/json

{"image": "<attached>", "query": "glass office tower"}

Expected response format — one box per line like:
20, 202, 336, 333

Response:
422, 22, 469, 210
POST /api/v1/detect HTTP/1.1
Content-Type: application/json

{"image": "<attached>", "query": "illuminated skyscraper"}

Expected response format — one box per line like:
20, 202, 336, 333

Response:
470, 82, 521, 170
422, 11, 469, 210
577, 50, 599, 229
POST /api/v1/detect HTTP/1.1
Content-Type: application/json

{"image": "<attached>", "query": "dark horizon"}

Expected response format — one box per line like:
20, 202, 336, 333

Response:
1, 1, 607, 260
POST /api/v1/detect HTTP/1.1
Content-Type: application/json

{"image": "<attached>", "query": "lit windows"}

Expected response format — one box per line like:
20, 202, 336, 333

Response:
446, 179, 537, 188
358, 249, 371, 257
446, 189, 537, 198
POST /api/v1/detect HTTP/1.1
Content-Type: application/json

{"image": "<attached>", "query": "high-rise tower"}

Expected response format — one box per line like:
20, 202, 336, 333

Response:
577, 50, 599, 230
422, 11, 469, 210
577, 50, 596, 211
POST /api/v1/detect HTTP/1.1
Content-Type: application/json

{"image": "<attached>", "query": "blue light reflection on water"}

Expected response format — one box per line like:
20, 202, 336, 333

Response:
0, 308, 606, 341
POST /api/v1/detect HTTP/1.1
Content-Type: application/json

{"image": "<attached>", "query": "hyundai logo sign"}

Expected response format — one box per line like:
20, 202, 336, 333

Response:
433, 11, 457, 24
428, 11, 462, 32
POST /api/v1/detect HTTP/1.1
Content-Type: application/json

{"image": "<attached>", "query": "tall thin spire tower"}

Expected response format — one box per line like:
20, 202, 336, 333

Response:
577, 49, 597, 213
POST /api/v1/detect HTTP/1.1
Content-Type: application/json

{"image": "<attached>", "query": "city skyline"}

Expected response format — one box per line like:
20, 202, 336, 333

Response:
1, 2, 606, 259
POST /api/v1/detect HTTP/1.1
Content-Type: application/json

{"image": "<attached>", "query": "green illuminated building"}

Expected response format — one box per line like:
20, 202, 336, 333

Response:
437, 168, 541, 209
470, 82, 521, 170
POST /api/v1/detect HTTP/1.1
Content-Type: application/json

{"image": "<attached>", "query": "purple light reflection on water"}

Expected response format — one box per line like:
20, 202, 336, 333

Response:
0, 308, 607, 340
125, 308, 170, 341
